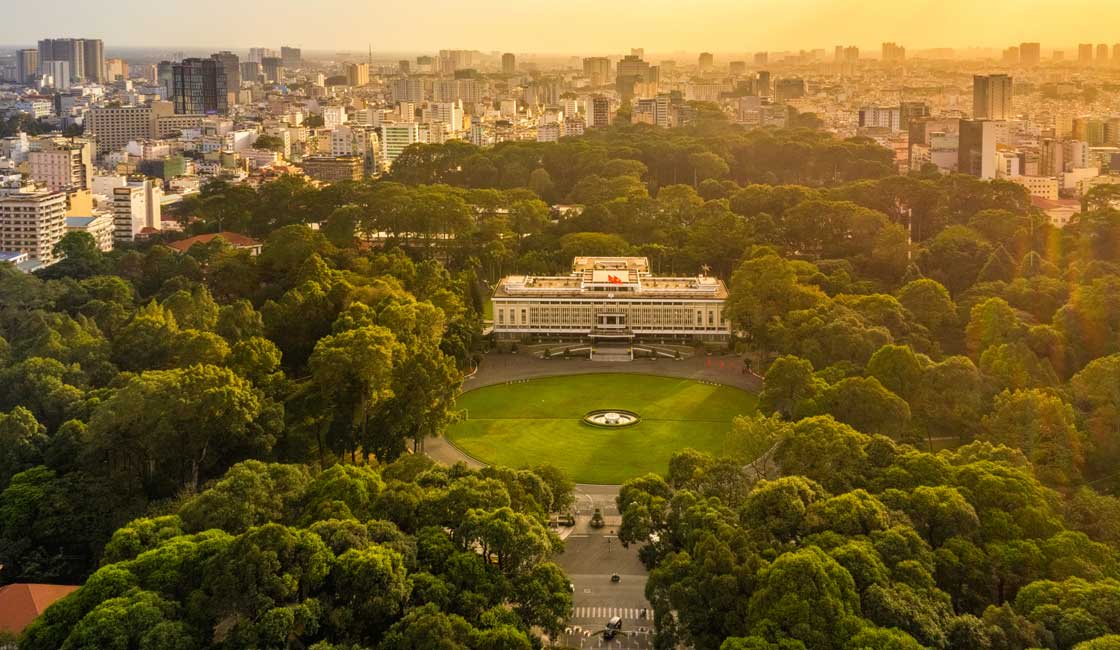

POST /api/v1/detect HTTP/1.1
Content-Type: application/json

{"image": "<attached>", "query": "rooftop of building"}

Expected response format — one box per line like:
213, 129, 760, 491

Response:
166, 231, 261, 253
0, 583, 79, 635
494, 256, 727, 300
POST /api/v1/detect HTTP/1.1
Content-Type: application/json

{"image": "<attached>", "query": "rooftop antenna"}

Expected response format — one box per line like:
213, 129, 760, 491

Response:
368, 44, 372, 69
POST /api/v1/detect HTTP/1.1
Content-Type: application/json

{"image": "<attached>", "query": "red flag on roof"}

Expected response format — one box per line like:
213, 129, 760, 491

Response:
607, 274, 623, 284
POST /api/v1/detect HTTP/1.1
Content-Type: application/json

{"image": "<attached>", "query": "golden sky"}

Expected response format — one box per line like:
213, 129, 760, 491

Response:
5, 0, 1116, 54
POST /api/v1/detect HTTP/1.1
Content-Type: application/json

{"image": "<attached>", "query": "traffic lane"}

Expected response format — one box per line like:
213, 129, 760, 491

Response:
558, 628, 653, 650
556, 532, 647, 576
568, 573, 650, 621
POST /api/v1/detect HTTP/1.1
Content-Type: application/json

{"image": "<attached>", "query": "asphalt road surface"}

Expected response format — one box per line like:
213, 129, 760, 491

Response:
553, 485, 654, 649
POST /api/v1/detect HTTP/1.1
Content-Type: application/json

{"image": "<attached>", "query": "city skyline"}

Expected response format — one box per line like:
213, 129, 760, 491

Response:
5, 0, 1120, 54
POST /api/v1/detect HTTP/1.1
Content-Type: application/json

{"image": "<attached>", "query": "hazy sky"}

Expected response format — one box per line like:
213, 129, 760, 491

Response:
3, 0, 1116, 54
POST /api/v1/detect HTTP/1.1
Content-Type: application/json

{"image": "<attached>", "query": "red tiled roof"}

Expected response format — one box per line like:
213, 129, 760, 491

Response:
1030, 196, 1080, 210
0, 583, 79, 634
167, 232, 261, 252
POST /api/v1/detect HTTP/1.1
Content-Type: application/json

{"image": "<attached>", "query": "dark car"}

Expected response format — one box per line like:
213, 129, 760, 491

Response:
604, 616, 623, 640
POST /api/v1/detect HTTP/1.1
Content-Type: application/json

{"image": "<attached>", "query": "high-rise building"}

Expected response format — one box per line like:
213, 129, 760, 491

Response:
729, 61, 746, 75
1079, 43, 1094, 64
87, 104, 170, 155
82, 39, 104, 83
37, 38, 104, 83
0, 189, 68, 265
38, 38, 81, 82
248, 47, 271, 63
583, 57, 610, 86
1114, 44, 1120, 65
502, 52, 516, 74
698, 52, 714, 73
1097, 44, 1110, 65
105, 58, 127, 81
899, 101, 931, 130
210, 51, 241, 105
262, 57, 283, 83
881, 42, 906, 62
616, 54, 651, 83
381, 122, 421, 165
1002, 47, 1020, 65
391, 77, 424, 103
156, 61, 174, 97
756, 71, 771, 96
112, 178, 162, 242
16, 49, 38, 84
959, 119, 999, 179
240, 61, 261, 84
280, 46, 301, 69
859, 106, 902, 131
586, 95, 612, 128
172, 58, 228, 114
29, 139, 93, 191
973, 74, 1012, 120
1019, 42, 1041, 66
345, 63, 370, 87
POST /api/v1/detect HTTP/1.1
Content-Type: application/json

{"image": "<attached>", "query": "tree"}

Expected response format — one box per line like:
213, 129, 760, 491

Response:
747, 546, 862, 650
808, 376, 912, 440
982, 389, 1085, 486
557, 231, 630, 258
513, 562, 572, 638
726, 254, 826, 356
0, 406, 46, 487
896, 279, 957, 344
965, 298, 1023, 359
87, 364, 269, 494
760, 356, 823, 418
902, 486, 980, 548
309, 326, 399, 462
866, 344, 927, 402
726, 414, 789, 478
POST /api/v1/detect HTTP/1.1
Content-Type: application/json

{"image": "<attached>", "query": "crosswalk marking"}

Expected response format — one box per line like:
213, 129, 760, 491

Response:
572, 606, 654, 622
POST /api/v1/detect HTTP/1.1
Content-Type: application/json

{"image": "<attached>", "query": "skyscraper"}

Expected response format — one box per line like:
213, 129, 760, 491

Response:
16, 49, 38, 84
1097, 44, 1110, 65
345, 63, 370, 87
210, 51, 241, 105
82, 39, 104, 83
582, 57, 610, 86
37, 38, 104, 83
1079, 43, 1094, 64
172, 58, 228, 114
698, 52, 714, 73
262, 57, 283, 83
973, 74, 1012, 120
501, 53, 516, 74
959, 119, 999, 179
281, 46, 302, 69
1019, 42, 1041, 66
881, 42, 906, 62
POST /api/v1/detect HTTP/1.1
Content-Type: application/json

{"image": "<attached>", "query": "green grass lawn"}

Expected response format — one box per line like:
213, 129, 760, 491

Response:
447, 373, 758, 484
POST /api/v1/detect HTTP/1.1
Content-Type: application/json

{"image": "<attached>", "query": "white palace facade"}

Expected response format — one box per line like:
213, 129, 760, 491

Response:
491, 257, 731, 343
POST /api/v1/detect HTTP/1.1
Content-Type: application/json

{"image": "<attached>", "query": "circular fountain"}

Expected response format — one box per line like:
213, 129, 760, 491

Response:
583, 409, 641, 428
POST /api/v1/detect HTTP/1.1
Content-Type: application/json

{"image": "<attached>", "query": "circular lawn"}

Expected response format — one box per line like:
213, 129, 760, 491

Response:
446, 373, 758, 484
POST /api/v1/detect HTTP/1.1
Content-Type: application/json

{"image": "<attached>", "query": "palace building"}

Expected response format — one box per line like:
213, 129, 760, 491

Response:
491, 257, 731, 343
